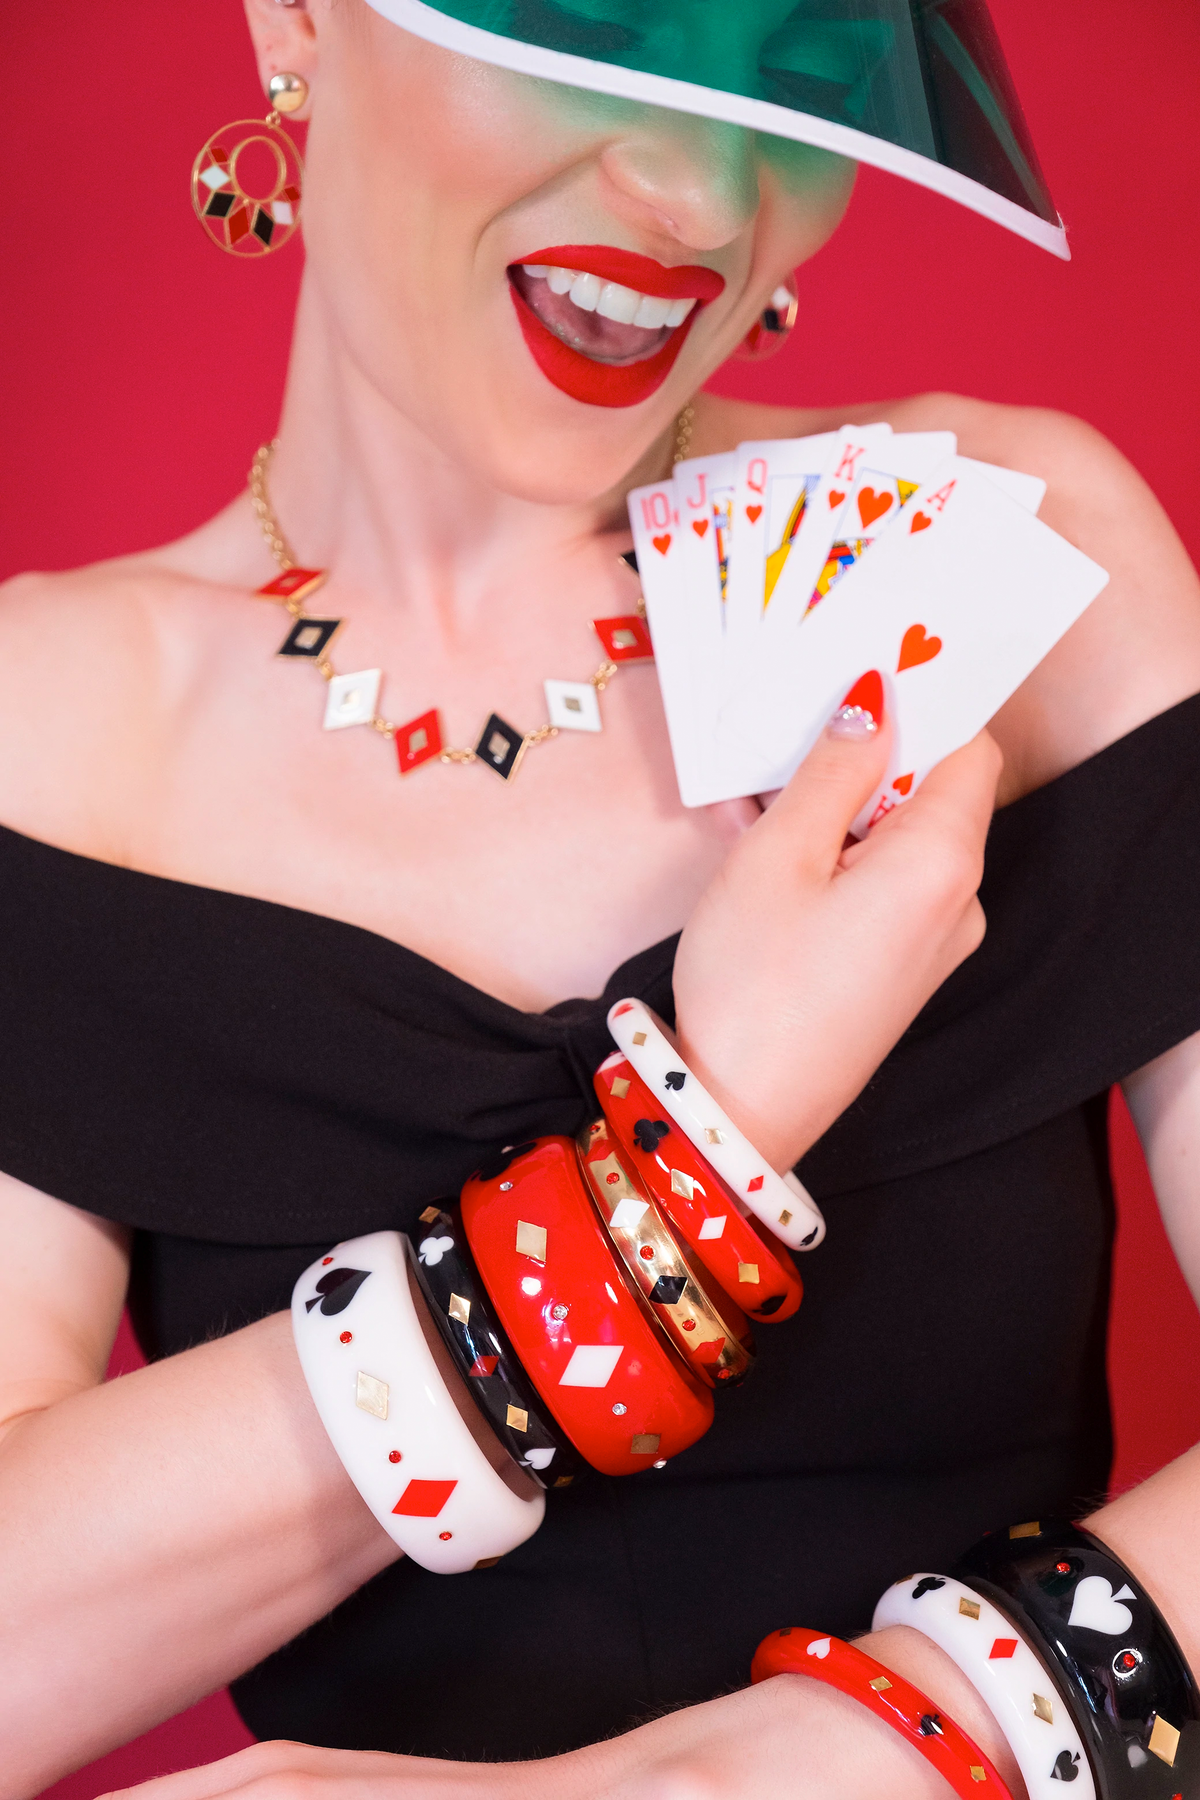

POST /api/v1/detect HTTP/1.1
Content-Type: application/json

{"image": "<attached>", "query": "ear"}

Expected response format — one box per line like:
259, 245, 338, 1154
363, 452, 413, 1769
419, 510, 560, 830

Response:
242, 0, 319, 119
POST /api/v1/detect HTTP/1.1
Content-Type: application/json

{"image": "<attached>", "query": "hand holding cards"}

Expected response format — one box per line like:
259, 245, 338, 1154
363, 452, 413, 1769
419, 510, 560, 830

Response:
629, 425, 1107, 819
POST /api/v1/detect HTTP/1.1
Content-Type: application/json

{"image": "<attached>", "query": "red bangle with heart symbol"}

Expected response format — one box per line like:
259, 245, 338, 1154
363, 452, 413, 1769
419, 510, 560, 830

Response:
575, 1114, 754, 1386
751, 1628, 1012, 1800
593, 1052, 804, 1323
460, 1137, 713, 1477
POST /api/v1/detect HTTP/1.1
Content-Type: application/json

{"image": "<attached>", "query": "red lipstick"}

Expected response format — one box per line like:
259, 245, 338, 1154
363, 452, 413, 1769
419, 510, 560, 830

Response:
508, 247, 724, 410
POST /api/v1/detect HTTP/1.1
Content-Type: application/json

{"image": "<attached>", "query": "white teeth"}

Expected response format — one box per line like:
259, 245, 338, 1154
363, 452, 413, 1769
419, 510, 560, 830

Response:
521, 262, 702, 331
596, 280, 642, 324
568, 271, 602, 311
632, 294, 674, 329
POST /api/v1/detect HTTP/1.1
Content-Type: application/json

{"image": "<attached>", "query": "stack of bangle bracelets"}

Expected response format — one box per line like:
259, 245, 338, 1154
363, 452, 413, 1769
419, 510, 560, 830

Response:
292, 1003, 1199, 1792
291, 995, 821, 1569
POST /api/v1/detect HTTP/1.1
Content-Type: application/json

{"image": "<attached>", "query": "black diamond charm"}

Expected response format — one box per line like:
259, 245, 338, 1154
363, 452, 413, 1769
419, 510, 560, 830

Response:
475, 713, 526, 781
278, 616, 341, 659
649, 1274, 687, 1306
204, 189, 236, 219
251, 206, 275, 246
619, 549, 640, 575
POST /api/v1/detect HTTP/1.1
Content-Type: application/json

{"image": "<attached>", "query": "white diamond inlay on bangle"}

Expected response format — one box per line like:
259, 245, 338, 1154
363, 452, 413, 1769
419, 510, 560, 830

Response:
698, 1215, 727, 1239
559, 1344, 623, 1387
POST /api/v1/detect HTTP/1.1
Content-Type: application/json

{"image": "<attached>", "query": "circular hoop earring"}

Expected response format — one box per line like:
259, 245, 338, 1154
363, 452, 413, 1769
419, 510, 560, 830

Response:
736, 276, 800, 362
190, 73, 308, 258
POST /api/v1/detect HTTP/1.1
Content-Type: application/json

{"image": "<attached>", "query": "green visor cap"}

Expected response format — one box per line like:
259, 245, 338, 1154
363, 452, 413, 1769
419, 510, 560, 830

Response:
362, 0, 1066, 257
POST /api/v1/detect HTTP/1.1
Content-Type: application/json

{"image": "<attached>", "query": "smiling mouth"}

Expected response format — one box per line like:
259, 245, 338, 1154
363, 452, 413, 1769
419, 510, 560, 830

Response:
507, 245, 725, 409
509, 262, 699, 366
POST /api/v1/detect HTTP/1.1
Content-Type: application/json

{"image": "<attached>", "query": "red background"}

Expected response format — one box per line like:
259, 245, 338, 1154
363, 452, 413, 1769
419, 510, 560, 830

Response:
2, 0, 1197, 1792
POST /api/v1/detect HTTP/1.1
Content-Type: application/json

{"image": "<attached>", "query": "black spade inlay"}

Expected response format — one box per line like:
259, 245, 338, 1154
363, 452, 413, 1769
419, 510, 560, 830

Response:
278, 616, 341, 659
664, 1070, 686, 1091
204, 189, 236, 218
305, 1266, 371, 1315
757, 1293, 786, 1317
633, 1118, 670, 1153
1038, 1556, 1084, 1599
912, 1577, 946, 1601
475, 713, 524, 781
475, 1141, 537, 1182
251, 206, 275, 246
1051, 1750, 1080, 1781
799, 1226, 820, 1247
918, 1714, 944, 1738
649, 1274, 687, 1306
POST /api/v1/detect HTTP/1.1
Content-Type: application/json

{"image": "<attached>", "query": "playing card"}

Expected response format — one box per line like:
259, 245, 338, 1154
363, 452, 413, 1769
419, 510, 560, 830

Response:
671, 451, 736, 630
713, 456, 1109, 817
723, 431, 841, 650
766, 428, 957, 634
957, 456, 1046, 514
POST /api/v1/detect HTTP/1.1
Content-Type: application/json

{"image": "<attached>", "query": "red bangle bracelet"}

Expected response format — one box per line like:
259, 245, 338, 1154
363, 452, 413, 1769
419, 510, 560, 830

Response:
595, 1053, 804, 1324
460, 1137, 713, 1477
576, 1115, 754, 1387
751, 1628, 1013, 1800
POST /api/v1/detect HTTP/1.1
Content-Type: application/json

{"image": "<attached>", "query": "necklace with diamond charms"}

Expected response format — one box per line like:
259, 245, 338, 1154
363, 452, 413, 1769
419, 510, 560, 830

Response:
246, 408, 693, 784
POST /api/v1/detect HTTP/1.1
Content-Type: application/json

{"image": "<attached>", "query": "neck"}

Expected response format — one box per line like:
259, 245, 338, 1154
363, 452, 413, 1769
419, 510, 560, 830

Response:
255, 273, 677, 630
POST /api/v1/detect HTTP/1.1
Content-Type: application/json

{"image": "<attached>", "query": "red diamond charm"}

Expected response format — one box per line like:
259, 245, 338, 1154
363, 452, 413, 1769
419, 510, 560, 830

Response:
392, 1477, 458, 1517
747, 1175, 764, 1193
593, 615, 653, 662
468, 1355, 500, 1377
396, 708, 443, 775
989, 1638, 1018, 1659
227, 205, 252, 245
256, 567, 328, 606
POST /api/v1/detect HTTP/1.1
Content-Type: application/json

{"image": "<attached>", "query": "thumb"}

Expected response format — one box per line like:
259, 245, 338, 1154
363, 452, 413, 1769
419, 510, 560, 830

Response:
762, 671, 891, 878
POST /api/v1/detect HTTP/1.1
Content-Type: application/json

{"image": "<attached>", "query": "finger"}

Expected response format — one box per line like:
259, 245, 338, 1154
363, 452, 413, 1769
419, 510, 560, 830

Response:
869, 730, 1002, 862
761, 670, 892, 879
98, 1742, 322, 1800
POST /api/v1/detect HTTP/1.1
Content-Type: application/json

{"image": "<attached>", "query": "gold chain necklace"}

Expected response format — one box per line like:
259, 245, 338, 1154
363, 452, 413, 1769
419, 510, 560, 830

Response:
246, 406, 693, 784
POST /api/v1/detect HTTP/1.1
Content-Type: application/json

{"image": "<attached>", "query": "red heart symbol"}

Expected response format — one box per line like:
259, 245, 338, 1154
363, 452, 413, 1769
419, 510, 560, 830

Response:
857, 486, 893, 529
692, 519, 709, 537
909, 511, 932, 534
892, 773, 914, 795
653, 534, 671, 555
897, 624, 942, 672
745, 504, 763, 524
827, 489, 846, 510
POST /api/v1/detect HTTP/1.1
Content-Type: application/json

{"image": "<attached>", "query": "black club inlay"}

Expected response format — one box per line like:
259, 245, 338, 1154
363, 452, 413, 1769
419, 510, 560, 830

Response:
917, 1714, 944, 1738
757, 1294, 786, 1317
664, 1070, 686, 1091
649, 1274, 687, 1306
475, 713, 525, 781
305, 1267, 371, 1315
911, 1577, 946, 1601
633, 1118, 670, 1153
278, 616, 341, 659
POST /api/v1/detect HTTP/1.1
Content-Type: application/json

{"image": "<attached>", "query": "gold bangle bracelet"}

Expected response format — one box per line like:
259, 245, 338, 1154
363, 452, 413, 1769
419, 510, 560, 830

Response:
576, 1117, 755, 1388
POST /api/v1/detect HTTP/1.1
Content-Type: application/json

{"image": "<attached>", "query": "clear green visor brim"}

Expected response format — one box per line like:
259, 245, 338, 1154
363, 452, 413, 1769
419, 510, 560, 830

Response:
362, 0, 1066, 259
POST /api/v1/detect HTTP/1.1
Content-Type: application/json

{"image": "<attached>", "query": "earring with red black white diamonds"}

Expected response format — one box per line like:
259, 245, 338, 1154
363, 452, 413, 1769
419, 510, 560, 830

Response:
736, 275, 800, 361
191, 72, 307, 257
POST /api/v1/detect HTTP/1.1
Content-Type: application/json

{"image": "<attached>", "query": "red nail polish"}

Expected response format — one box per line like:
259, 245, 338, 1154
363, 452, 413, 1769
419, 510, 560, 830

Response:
839, 671, 884, 725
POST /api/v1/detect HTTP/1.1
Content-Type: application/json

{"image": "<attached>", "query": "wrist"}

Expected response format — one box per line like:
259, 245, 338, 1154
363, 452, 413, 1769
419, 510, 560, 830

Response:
854, 1625, 1029, 1800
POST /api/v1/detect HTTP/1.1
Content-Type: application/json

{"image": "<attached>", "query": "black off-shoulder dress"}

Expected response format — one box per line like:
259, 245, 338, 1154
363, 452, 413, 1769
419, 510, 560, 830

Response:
2, 697, 1200, 1762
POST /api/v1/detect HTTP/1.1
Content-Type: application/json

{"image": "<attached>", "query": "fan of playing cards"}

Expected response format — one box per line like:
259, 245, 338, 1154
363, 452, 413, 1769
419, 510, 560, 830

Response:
629, 425, 1110, 833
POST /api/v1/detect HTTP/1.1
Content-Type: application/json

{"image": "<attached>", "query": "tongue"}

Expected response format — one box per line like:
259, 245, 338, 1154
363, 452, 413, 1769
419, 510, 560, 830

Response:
509, 268, 671, 366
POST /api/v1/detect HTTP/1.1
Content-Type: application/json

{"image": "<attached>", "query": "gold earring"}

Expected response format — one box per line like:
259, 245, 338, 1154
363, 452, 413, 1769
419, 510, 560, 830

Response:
190, 73, 308, 258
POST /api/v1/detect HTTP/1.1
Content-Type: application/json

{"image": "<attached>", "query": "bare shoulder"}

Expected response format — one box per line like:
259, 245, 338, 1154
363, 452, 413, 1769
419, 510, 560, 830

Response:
0, 507, 251, 857
694, 390, 1200, 801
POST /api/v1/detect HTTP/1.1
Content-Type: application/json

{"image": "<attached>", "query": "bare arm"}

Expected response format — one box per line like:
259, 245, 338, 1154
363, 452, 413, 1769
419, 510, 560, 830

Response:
0, 1173, 398, 1800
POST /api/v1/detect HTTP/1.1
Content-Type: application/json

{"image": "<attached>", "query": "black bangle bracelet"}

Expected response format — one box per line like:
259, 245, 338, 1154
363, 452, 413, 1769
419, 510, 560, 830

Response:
954, 1519, 1200, 1797
410, 1201, 586, 1490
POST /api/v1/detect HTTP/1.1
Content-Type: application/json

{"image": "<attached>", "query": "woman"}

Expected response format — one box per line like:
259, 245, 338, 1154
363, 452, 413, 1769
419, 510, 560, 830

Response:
2, 2, 1199, 1796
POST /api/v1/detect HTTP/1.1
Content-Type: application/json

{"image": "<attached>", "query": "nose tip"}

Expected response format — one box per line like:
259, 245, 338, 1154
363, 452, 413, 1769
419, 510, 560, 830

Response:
599, 116, 760, 254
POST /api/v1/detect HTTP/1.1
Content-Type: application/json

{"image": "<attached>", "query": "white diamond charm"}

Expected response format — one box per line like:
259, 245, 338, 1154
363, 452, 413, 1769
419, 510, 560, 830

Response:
271, 199, 295, 226
544, 679, 602, 733
608, 1197, 649, 1230
323, 669, 382, 730
559, 1344, 623, 1387
199, 162, 231, 191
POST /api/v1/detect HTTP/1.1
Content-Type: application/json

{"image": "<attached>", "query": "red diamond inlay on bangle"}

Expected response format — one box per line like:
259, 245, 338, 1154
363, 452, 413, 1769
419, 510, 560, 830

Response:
988, 1638, 1018, 1659
396, 708, 444, 775
392, 1477, 458, 1518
